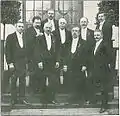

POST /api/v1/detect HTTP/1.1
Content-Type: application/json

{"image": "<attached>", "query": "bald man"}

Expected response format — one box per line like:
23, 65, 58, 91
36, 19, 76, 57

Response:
79, 17, 96, 104
35, 22, 58, 104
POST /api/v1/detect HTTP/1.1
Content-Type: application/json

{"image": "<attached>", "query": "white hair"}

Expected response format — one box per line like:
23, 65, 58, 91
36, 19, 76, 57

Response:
59, 18, 67, 24
44, 22, 52, 29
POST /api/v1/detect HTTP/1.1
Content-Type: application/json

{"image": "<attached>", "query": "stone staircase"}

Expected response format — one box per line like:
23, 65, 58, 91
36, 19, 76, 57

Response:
1, 75, 119, 115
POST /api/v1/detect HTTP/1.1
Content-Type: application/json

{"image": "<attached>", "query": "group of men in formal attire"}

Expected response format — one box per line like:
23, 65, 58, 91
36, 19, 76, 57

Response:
5, 9, 113, 113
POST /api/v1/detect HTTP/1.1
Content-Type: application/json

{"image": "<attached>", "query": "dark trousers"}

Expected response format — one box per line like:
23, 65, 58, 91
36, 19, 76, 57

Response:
70, 70, 86, 100
11, 59, 26, 101
42, 65, 58, 103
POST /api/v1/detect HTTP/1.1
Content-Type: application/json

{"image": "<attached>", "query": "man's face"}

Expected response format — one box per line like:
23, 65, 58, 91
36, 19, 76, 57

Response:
16, 22, 24, 33
71, 27, 80, 38
44, 24, 52, 34
80, 17, 88, 28
33, 19, 41, 29
94, 31, 102, 42
59, 19, 66, 29
98, 13, 105, 23
48, 10, 54, 20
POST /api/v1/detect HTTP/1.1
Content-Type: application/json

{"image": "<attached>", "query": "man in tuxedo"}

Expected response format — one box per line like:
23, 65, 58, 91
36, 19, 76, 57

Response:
25, 16, 43, 93
92, 29, 112, 113
96, 12, 113, 47
35, 22, 57, 104
66, 26, 87, 102
5, 22, 30, 107
79, 17, 95, 104
42, 9, 58, 32
53, 18, 72, 92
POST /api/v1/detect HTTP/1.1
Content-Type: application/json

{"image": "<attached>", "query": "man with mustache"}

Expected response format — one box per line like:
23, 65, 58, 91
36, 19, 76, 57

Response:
96, 12, 114, 74
79, 17, 95, 105
42, 9, 58, 32
25, 16, 43, 94
66, 26, 87, 103
92, 29, 112, 113
35, 22, 58, 104
53, 18, 72, 92
5, 22, 31, 107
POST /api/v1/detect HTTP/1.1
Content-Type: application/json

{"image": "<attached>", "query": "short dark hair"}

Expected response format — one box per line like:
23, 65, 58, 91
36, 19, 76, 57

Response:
32, 16, 41, 23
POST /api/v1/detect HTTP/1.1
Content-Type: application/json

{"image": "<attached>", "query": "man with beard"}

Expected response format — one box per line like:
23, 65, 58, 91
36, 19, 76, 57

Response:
35, 22, 58, 104
66, 26, 87, 103
5, 22, 31, 107
79, 17, 95, 105
25, 16, 43, 94
42, 9, 58, 32
53, 18, 72, 92
92, 29, 112, 113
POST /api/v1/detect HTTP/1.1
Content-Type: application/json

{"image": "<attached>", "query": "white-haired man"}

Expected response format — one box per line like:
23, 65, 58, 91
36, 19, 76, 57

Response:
35, 22, 58, 104
53, 18, 72, 92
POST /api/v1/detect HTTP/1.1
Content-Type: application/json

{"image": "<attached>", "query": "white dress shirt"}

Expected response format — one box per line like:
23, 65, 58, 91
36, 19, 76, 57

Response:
34, 27, 40, 35
16, 31, 23, 48
71, 37, 79, 54
94, 39, 103, 55
59, 28, 66, 44
99, 21, 105, 30
44, 32, 52, 51
48, 19, 55, 32
81, 28, 87, 40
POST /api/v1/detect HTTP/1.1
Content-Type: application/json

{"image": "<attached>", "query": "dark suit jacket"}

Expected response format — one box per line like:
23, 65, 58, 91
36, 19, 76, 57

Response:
53, 28, 72, 66
67, 38, 87, 73
24, 26, 43, 62
92, 40, 111, 82
96, 21, 113, 47
34, 33, 56, 74
80, 28, 95, 72
5, 32, 26, 65
41, 19, 58, 31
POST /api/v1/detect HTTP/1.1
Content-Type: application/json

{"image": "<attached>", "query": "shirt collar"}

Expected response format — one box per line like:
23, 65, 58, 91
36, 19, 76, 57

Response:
16, 31, 22, 36
44, 32, 51, 37
96, 38, 103, 44
100, 20, 105, 25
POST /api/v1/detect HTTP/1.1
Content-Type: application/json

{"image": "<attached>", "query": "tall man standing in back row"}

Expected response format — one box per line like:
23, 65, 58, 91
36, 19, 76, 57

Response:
42, 9, 58, 32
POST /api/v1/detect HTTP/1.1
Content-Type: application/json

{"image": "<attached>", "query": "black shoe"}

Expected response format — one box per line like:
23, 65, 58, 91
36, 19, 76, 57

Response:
51, 100, 58, 104
99, 108, 107, 113
19, 99, 31, 106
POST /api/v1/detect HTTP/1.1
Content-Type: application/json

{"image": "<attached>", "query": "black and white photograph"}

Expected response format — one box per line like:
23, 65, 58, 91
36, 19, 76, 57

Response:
1, 0, 119, 115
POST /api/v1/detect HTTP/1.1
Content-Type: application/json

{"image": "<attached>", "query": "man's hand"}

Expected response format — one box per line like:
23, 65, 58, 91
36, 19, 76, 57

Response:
55, 62, 59, 68
9, 63, 15, 71
81, 66, 87, 72
38, 62, 43, 69
63, 65, 67, 72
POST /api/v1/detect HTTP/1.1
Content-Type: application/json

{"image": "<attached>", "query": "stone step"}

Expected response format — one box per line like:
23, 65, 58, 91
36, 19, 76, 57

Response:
2, 107, 119, 115
2, 92, 114, 103
1, 99, 118, 112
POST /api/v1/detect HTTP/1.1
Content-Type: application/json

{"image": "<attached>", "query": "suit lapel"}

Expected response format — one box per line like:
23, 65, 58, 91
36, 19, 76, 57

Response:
94, 40, 103, 56
14, 32, 24, 48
